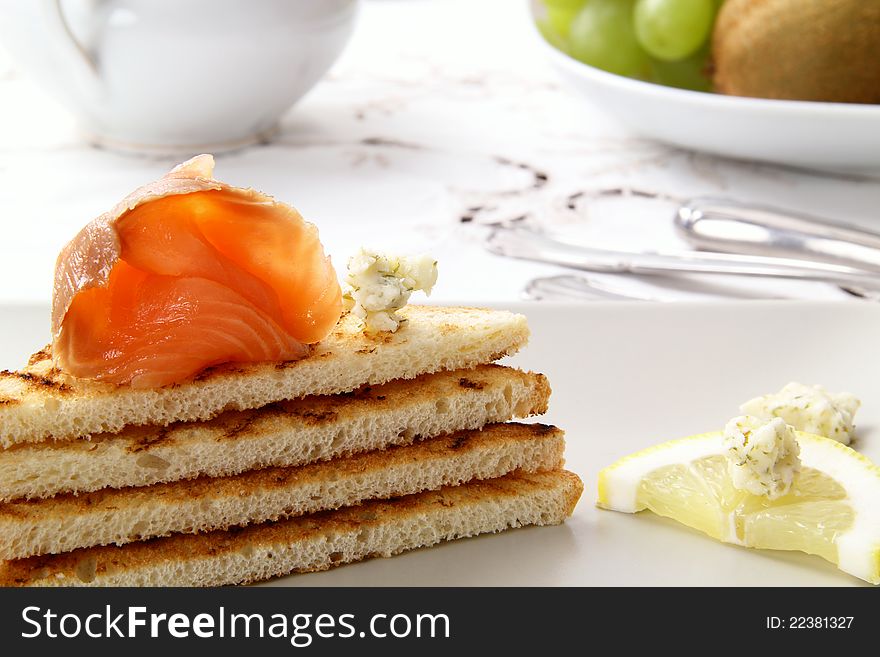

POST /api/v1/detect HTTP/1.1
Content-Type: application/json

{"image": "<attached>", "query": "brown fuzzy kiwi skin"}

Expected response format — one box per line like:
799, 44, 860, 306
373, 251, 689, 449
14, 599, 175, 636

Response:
712, 0, 880, 104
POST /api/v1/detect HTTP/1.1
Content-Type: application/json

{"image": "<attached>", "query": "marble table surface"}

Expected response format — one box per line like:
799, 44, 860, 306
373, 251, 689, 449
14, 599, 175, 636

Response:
0, 0, 877, 307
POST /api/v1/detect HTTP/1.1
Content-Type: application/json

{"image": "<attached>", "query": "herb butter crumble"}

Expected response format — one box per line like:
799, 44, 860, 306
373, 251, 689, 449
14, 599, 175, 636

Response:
342, 249, 438, 333
723, 415, 801, 500
740, 382, 860, 445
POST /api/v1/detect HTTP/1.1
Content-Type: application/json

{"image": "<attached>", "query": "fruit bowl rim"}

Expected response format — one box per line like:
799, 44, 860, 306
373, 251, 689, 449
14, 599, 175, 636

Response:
527, 0, 880, 117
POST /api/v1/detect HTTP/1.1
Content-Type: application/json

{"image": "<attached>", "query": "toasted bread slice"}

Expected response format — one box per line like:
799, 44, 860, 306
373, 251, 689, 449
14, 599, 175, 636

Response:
0, 365, 549, 501
0, 306, 529, 447
0, 423, 565, 560
0, 469, 583, 587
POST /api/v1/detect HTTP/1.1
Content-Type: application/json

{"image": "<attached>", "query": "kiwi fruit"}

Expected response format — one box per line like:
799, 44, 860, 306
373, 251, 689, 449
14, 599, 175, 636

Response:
712, 0, 880, 104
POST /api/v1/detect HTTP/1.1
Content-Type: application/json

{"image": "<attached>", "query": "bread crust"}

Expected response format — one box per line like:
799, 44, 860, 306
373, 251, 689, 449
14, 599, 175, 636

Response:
0, 423, 565, 559
0, 469, 583, 587
0, 365, 549, 500
0, 306, 529, 446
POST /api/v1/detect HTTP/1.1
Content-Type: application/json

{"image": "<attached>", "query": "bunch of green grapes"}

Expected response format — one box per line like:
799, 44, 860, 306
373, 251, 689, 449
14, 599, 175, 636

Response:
536, 0, 725, 91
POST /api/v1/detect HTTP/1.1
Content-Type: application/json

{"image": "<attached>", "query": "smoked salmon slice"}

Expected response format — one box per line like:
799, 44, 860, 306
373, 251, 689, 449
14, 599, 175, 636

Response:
52, 155, 342, 389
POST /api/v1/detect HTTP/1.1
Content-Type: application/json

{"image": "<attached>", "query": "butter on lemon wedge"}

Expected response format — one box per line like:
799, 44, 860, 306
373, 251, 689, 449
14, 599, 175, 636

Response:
598, 431, 880, 584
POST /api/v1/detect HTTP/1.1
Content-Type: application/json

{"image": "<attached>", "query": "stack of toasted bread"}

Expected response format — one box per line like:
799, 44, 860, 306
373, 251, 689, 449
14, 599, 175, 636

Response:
0, 306, 581, 587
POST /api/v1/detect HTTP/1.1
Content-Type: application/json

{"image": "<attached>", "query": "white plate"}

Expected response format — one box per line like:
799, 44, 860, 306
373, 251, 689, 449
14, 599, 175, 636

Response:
1, 301, 878, 586
528, 3, 880, 173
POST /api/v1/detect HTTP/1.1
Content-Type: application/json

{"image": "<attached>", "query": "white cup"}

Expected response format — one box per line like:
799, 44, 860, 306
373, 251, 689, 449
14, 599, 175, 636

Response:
0, 0, 359, 152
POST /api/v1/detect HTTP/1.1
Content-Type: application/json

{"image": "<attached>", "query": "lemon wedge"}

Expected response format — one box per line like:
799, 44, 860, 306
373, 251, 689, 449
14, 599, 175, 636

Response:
598, 431, 880, 584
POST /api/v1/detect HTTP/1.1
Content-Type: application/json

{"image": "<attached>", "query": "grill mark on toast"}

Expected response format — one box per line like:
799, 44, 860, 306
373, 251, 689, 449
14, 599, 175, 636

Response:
192, 365, 247, 383
128, 428, 171, 454
486, 348, 519, 364
530, 423, 556, 435
0, 471, 581, 586
222, 416, 257, 439
0, 423, 563, 519
289, 409, 338, 425
192, 366, 219, 382
27, 347, 52, 367
353, 386, 373, 400
0, 370, 71, 394
0, 308, 530, 448
0, 366, 551, 503
457, 377, 485, 390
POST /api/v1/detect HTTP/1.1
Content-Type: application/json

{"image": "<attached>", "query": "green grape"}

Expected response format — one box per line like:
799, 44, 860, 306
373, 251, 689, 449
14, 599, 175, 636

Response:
634, 0, 714, 62
569, 0, 651, 79
542, 0, 588, 9
546, 5, 581, 37
649, 47, 712, 91
536, 18, 571, 53
538, 0, 587, 39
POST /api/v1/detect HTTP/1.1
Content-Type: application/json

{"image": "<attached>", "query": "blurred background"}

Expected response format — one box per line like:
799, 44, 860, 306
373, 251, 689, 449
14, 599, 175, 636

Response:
0, 0, 878, 306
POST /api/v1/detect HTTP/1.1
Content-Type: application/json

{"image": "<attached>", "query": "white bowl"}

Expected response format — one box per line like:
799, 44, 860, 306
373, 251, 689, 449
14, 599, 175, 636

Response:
528, 2, 880, 173
0, 0, 359, 153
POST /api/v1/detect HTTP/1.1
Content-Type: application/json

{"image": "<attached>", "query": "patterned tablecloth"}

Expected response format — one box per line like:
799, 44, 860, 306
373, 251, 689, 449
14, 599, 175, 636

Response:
0, 0, 876, 305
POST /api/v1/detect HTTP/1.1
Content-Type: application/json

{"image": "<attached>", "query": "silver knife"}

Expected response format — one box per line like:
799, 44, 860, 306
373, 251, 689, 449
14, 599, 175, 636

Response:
485, 226, 880, 292
522, 274, 793, 302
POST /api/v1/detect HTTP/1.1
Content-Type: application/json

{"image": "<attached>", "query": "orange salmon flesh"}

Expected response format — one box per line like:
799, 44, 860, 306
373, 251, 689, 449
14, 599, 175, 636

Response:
55, 189, 342, 388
